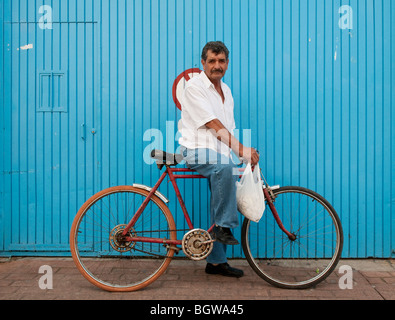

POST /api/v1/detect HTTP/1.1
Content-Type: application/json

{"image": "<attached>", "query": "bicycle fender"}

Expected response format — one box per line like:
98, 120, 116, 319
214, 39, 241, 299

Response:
132, 184, 170, 204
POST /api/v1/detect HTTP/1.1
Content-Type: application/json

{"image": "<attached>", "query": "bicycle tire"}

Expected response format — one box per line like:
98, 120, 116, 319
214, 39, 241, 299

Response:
70, 185, 177, 292
242, 186, 343, 289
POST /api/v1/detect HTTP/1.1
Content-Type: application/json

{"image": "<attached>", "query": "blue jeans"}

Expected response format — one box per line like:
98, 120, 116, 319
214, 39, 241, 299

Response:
181, 147, 239, 264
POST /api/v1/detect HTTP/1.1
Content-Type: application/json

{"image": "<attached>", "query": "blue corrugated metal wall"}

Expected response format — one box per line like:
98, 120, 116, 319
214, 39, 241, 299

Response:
1, 0, 394, 258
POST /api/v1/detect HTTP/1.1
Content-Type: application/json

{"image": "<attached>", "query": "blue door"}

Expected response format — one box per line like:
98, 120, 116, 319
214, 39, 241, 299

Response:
1, 1, 98, 254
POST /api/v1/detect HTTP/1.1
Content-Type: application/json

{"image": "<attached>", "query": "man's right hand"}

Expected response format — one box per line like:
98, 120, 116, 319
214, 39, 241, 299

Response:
241, 147, 260, 166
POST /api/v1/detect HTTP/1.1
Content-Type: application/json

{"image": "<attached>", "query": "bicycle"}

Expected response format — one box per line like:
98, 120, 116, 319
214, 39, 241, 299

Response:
70, 150, 343, 292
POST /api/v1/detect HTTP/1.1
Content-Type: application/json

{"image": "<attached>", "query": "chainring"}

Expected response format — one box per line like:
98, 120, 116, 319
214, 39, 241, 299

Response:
182, 229, 214, 261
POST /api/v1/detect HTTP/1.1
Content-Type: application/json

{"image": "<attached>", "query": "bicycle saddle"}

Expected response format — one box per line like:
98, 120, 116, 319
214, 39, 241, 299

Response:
151, 149, 183, 167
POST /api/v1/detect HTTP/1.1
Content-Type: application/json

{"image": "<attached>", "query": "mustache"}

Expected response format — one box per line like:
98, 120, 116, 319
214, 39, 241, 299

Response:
211, 69, 224, 73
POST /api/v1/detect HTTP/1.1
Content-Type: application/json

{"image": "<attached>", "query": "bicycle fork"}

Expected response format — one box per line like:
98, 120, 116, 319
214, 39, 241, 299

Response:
263, 186, 297, 242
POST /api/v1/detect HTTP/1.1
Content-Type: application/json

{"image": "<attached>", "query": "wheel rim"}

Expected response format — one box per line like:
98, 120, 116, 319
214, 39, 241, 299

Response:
71, 188, 175, 290
244, 188, 343, 288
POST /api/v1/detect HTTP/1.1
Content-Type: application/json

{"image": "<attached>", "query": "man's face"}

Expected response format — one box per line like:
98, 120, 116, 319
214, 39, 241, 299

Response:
201, 50, 229, 83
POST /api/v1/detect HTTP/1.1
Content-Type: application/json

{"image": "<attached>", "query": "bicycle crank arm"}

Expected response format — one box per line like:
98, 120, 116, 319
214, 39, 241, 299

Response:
200, 240, 216, 245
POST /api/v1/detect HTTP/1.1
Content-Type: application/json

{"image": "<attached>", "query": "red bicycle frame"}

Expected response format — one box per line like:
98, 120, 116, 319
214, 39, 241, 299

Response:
122, 167, 211, 246
122, 165, 295, 245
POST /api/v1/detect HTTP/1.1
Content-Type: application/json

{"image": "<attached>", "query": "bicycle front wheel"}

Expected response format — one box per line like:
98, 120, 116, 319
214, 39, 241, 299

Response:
242, 186, 343, 289
70, 186, 177, 292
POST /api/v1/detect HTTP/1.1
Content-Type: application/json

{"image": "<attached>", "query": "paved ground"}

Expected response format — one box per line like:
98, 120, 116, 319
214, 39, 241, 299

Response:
0, 257, 394, 301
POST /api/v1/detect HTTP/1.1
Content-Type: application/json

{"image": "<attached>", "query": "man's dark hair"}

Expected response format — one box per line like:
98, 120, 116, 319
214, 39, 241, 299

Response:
201, 41, 229, 61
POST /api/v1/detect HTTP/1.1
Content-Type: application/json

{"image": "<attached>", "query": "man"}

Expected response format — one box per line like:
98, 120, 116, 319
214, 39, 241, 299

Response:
179, 41, 260, 278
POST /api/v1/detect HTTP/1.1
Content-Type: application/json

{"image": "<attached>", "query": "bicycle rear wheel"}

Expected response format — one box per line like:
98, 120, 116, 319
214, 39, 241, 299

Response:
70, 186, 176, 292
242, 186, 343, 289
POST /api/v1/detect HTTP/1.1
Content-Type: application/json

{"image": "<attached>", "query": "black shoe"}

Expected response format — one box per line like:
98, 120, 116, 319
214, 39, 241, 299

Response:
205, 263, 244, 278
213, 226, 239, 245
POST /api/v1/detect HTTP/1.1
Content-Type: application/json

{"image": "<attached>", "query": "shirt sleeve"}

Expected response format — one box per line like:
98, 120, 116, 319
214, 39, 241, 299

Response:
182, 85, 217, 130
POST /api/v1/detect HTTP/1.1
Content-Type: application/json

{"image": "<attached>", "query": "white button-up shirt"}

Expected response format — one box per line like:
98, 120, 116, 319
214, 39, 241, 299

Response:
178, 71, 236, 158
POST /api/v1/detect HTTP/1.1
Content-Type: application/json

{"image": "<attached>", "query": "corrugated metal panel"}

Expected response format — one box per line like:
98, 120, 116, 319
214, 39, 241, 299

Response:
0, 0, 394, 258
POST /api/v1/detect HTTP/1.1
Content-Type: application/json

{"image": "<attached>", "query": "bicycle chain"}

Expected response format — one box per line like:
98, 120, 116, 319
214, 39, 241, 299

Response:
114, 229, 213, 259
132, 229, 191, 234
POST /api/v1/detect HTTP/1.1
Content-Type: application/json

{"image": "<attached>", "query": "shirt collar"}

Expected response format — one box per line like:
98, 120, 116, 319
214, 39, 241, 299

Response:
200, 71, 224, 90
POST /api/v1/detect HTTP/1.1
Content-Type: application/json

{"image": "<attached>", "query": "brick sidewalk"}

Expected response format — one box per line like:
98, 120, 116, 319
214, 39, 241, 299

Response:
0, 257, 394, 300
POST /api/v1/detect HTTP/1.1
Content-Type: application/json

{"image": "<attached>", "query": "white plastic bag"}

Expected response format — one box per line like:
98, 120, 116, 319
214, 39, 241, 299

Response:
236, 163, 265, 222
